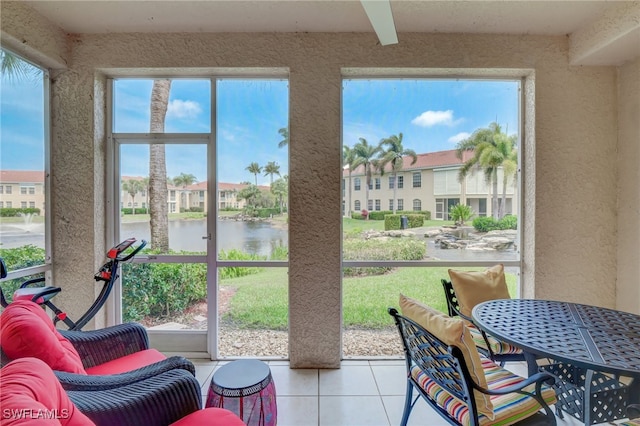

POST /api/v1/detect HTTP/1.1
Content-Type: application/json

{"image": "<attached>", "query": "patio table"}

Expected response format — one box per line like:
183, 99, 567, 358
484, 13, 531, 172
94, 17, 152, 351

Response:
472, 299, 640, 424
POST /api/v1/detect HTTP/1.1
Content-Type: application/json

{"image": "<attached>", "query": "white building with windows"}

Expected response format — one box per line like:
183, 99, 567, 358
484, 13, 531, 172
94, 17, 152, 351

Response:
343, 149, 516, 220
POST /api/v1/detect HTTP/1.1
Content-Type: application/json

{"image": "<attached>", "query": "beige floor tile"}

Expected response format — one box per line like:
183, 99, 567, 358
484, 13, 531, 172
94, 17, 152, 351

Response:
319, 365, 379, 396
370, 364, 407, 396
276, 396, 319, 426
270, 365, 318, 396
320, 396, 389, 426
381, 395, 449, 426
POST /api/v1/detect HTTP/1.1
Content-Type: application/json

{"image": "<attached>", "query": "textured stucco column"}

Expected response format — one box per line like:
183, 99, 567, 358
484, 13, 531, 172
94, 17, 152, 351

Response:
50, 66, 107, 328
288, 65, 342, 368
616, 58, 640, 314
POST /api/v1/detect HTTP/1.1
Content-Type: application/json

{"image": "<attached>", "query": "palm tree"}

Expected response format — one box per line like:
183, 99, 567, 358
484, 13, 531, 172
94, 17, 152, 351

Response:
148, 79, 171, 251
278, 127, 289, 148
456, 122, 512, 219
173, 172, 197, 212
271, 175, 288, 214
343, 145, 358, 218
497, 135, 518, 218
1, 49, 40, 83
353, 138, 381, 217
122, 179, 144, 214
246, 162, 262, 185
378, 133, 417, 214
263, 161, 281, 185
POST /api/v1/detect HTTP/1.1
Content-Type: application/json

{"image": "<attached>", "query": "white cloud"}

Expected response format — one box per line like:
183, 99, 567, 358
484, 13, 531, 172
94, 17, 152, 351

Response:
448, 132, 471, 144
167, 99, 202, 119
411, 110, 461, 127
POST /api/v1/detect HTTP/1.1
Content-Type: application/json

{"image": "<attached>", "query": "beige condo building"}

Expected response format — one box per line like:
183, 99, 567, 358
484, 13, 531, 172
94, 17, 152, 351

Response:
343, 149, 516, 220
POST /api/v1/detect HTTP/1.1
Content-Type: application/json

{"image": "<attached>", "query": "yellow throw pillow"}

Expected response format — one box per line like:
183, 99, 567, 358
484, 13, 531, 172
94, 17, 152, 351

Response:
448, 264, 510, 318
399, 294, 494, 419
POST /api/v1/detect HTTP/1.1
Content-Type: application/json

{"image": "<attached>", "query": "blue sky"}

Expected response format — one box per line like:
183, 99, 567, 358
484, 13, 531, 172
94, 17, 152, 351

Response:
2, 65, 520, 185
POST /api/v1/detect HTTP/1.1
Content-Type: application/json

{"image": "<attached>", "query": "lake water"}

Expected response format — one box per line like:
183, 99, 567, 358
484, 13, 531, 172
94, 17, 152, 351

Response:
122, 219, 288, 256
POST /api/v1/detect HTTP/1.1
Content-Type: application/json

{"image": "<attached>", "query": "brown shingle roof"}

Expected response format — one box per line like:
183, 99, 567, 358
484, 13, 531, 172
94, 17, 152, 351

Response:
343, 149, 472, 176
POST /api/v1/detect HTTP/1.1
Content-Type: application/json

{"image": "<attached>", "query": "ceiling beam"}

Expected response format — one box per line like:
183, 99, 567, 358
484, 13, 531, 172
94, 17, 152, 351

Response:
360, 0, 398, 46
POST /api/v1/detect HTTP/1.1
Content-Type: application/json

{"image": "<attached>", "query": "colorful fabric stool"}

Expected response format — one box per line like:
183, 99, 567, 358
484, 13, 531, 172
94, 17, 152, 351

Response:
206, 359, 277, 426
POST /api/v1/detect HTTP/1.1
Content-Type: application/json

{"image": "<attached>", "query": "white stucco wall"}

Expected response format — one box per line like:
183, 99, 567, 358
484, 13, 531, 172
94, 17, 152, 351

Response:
616, 57, 640, 314
2, 3, 628, 367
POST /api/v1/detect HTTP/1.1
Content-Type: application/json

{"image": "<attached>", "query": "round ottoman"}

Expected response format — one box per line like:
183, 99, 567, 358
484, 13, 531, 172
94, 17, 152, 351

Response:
206, 359, 277, 426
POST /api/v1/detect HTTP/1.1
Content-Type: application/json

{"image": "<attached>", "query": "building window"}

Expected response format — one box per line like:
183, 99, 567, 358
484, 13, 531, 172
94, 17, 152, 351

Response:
368, 200, 373, 211
368, 180, 373, 190
29, 201, 35, 208
6, 186, 12, 194
6, 202, 12, 208
354, 200, 361, 211
397, 199, 404, 211
389, 199, 393, 211
354, 178, 361, 191
0, 186, 3, 194
397, 176, 404, 189
375, 199, 381, 211
412, 172, 421, 188
21, 201, 27, 208
413, 199, 421, 211
388, 176, 395, 189
21, 187, 27, 194
374, 178, 380, 190
29, 187, 35, 195
0, 202, 3, 208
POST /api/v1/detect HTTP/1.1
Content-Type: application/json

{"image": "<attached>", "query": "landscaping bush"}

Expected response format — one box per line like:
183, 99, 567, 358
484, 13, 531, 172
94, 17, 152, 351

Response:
449, 204, 475, 225
187, 207, 204, 213
0, 208, 41, 217
472, 215, 518, 232
384, 214, 425, 230
122, 251, 207, 322
343, 237, 426, 276
256, 208, 280, 218
121, 208, 147, 215
351, 212, 364, 220
0, 245, 46, 301
218, 249, 264, 279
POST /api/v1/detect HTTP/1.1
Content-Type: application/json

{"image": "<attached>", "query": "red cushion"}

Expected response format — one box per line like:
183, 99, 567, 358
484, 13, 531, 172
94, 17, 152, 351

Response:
0, 301, 86, 374
170, 408, 245, 426
84, 349, 167, 375
0, 357, 95, 425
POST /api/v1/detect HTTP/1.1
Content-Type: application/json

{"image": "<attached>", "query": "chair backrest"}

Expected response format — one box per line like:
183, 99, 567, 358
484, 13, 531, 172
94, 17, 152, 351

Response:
388, 307, 477, 418
0, 257, 7, 279
441, 279, 461, 317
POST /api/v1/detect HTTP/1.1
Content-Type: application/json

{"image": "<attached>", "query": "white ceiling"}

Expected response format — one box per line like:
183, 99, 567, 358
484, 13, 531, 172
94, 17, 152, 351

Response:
16, 0, 640, 65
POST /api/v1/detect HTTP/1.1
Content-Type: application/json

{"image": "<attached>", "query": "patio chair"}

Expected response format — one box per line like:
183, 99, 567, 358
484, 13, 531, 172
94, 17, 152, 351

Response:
443, 265, 542, 375
0, 300, 195, 391
389, 294, 557, 426
1, 357, 245, 426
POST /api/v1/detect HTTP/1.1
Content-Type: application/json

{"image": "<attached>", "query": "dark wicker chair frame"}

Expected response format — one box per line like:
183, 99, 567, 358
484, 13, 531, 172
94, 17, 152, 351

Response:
67, 368, 203, 426
441, 279, 541, 374
1, 321, 195, 391
389, 307, 557, 426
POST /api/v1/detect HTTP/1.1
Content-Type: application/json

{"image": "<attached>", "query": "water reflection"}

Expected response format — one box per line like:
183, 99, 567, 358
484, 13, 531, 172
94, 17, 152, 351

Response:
121, 219, 288, 256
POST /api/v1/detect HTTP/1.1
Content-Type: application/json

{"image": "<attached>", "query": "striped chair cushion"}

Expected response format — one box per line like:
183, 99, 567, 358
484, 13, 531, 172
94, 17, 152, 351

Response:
468, 324, 523, 355
411, 358, 556, 426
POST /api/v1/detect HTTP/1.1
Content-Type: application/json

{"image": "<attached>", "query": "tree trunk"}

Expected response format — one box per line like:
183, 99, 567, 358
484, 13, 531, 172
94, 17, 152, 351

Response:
491, 170, 499, 219
347, 172, 352, 217
149, 79, 171, 252
500, 174, 508, 219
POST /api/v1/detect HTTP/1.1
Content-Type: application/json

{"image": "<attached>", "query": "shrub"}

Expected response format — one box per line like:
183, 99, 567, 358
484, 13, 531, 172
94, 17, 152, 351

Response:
0, 245, 46, 302
188, 207, 204, 213
218, 249, 264, 279
121, 208, 147, 215
351, 212, 364, 220
121, 258, 207, 322
384, 214, 425, 230
0, 208, 41, 217
256, 208, 280, 218
343, 237, 425, 276
472, 215, 518, 232
449, 204, 475, 225
499, 215, 518, 230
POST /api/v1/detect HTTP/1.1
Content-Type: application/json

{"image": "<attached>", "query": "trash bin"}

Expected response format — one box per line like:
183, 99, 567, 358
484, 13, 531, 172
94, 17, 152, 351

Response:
400, 215, 408, 229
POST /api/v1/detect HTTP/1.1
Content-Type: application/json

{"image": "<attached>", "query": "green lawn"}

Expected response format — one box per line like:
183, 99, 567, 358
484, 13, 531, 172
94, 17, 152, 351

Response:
221, 266, 517, 330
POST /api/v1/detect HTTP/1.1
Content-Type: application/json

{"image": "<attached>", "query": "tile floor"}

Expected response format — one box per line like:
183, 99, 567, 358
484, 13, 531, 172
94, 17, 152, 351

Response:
191, 358, 593, 426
